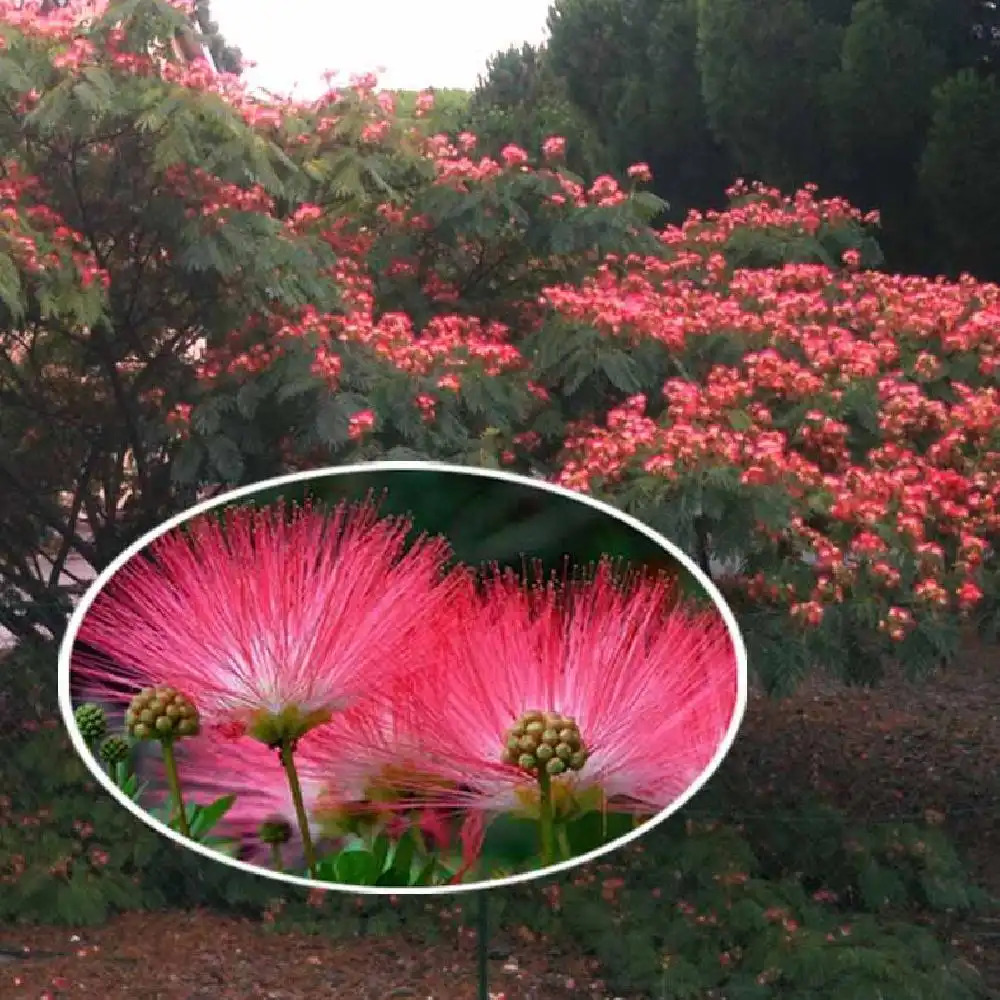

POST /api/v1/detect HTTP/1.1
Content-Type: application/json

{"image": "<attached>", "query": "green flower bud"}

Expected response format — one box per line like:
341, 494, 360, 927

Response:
258, 816, 293, 846
126, 686, 200, 743
98, 735, 131, 767
501, 709, 589, 782
74, 703, 108, 743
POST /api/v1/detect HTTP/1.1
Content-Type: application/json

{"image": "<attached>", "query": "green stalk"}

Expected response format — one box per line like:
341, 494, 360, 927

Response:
279, 739, 317, 876
537, 768, 555, 867
270, 842, 284, 871
557, 825, 572, 862
161, 741, 191, 838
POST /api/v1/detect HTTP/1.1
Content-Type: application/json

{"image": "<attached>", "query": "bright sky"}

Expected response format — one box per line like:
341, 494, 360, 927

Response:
210, 0, 552, 96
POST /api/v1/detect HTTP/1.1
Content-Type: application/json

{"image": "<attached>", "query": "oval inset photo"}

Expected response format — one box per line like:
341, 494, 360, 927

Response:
59, 462, 747, 894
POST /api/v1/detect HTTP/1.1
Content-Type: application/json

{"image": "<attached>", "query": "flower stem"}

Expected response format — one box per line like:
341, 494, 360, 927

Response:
279, 739, 317, 876
557, 825, 571, 861
161, 741, 191, 839
537, 768, 555, 867
270, 842, 284, 872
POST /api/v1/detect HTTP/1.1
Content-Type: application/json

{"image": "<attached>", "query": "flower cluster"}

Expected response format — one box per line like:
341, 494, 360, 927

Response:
70, 497, 739, 883
549, 197, 1000, 639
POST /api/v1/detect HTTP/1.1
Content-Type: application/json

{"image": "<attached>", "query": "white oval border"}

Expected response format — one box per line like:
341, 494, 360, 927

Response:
57, 460, 749, 896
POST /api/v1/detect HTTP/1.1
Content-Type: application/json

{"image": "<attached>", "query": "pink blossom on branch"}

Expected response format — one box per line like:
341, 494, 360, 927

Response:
72, 498, 462, 746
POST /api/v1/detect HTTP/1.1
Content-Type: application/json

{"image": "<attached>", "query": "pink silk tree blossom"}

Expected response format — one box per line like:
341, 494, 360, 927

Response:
72, 498, 462, 747
398, 563, 739, 832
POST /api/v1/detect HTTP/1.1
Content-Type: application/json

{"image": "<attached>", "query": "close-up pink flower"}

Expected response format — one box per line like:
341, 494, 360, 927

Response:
370, 563, 740, 865
71, 498, 461, 746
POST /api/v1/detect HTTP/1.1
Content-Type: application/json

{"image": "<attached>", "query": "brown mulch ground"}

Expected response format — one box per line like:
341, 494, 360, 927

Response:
0, 909, 608, 999
1, 634, 998, 999
724, 631, 1000, 993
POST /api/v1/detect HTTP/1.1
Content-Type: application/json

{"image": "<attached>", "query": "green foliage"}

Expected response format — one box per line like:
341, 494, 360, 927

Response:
394, 88, 470, 134
0, 642, 271, 923
637, 0, 732, 216
824, 0, 944, 169
270, 801, 991, 997
696, 0, 841, 189
0, 0, 427, 640
268, 466, 687, 577
312, 831, 455, 888
465, 43, 615, 180
470, 0, 1000, 279
919, 69, 1000, 277
2, 640, 992, 996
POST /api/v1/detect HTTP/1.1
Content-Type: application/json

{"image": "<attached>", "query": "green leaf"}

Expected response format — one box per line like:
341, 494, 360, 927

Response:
563, 809, 637, 857
188, 794, 236, 841
409, 856, 444, 887
726, 409, 753, 431
334, 847, 379, 885
370, 833, 391, 875
387, 828, 416, 882
0, 252, 25, 318
597, 350, 642, 392
478, 815, 540, 870
170, 440, 206, 485
206, 436, 245, 482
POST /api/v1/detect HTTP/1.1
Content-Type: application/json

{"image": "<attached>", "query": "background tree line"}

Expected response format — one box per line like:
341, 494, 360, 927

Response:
457, 0, 1000, 282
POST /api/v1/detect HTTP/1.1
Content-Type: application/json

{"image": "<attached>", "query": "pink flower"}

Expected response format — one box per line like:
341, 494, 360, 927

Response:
626, 162, 653, 183
499, 144, 529, 168
347, 408, 376, 439
541, 136, 566, 161
956, 580, 983, 608
841, 248, 861, 270
399, 564, 739, 824
73, 499, 460, 745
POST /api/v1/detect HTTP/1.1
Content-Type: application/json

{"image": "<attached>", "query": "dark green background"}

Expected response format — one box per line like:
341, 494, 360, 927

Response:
222, 466, 707, 601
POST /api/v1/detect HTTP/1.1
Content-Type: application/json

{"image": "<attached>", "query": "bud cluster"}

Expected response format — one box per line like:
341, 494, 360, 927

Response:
126, 686, 200, 742
99, 735, 131, 767
74, 702, 108, 743
501, 709, 588, 778
258, 816, 293, 846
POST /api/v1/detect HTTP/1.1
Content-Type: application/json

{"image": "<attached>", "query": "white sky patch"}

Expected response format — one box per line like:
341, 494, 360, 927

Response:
209, 0, 552, 97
